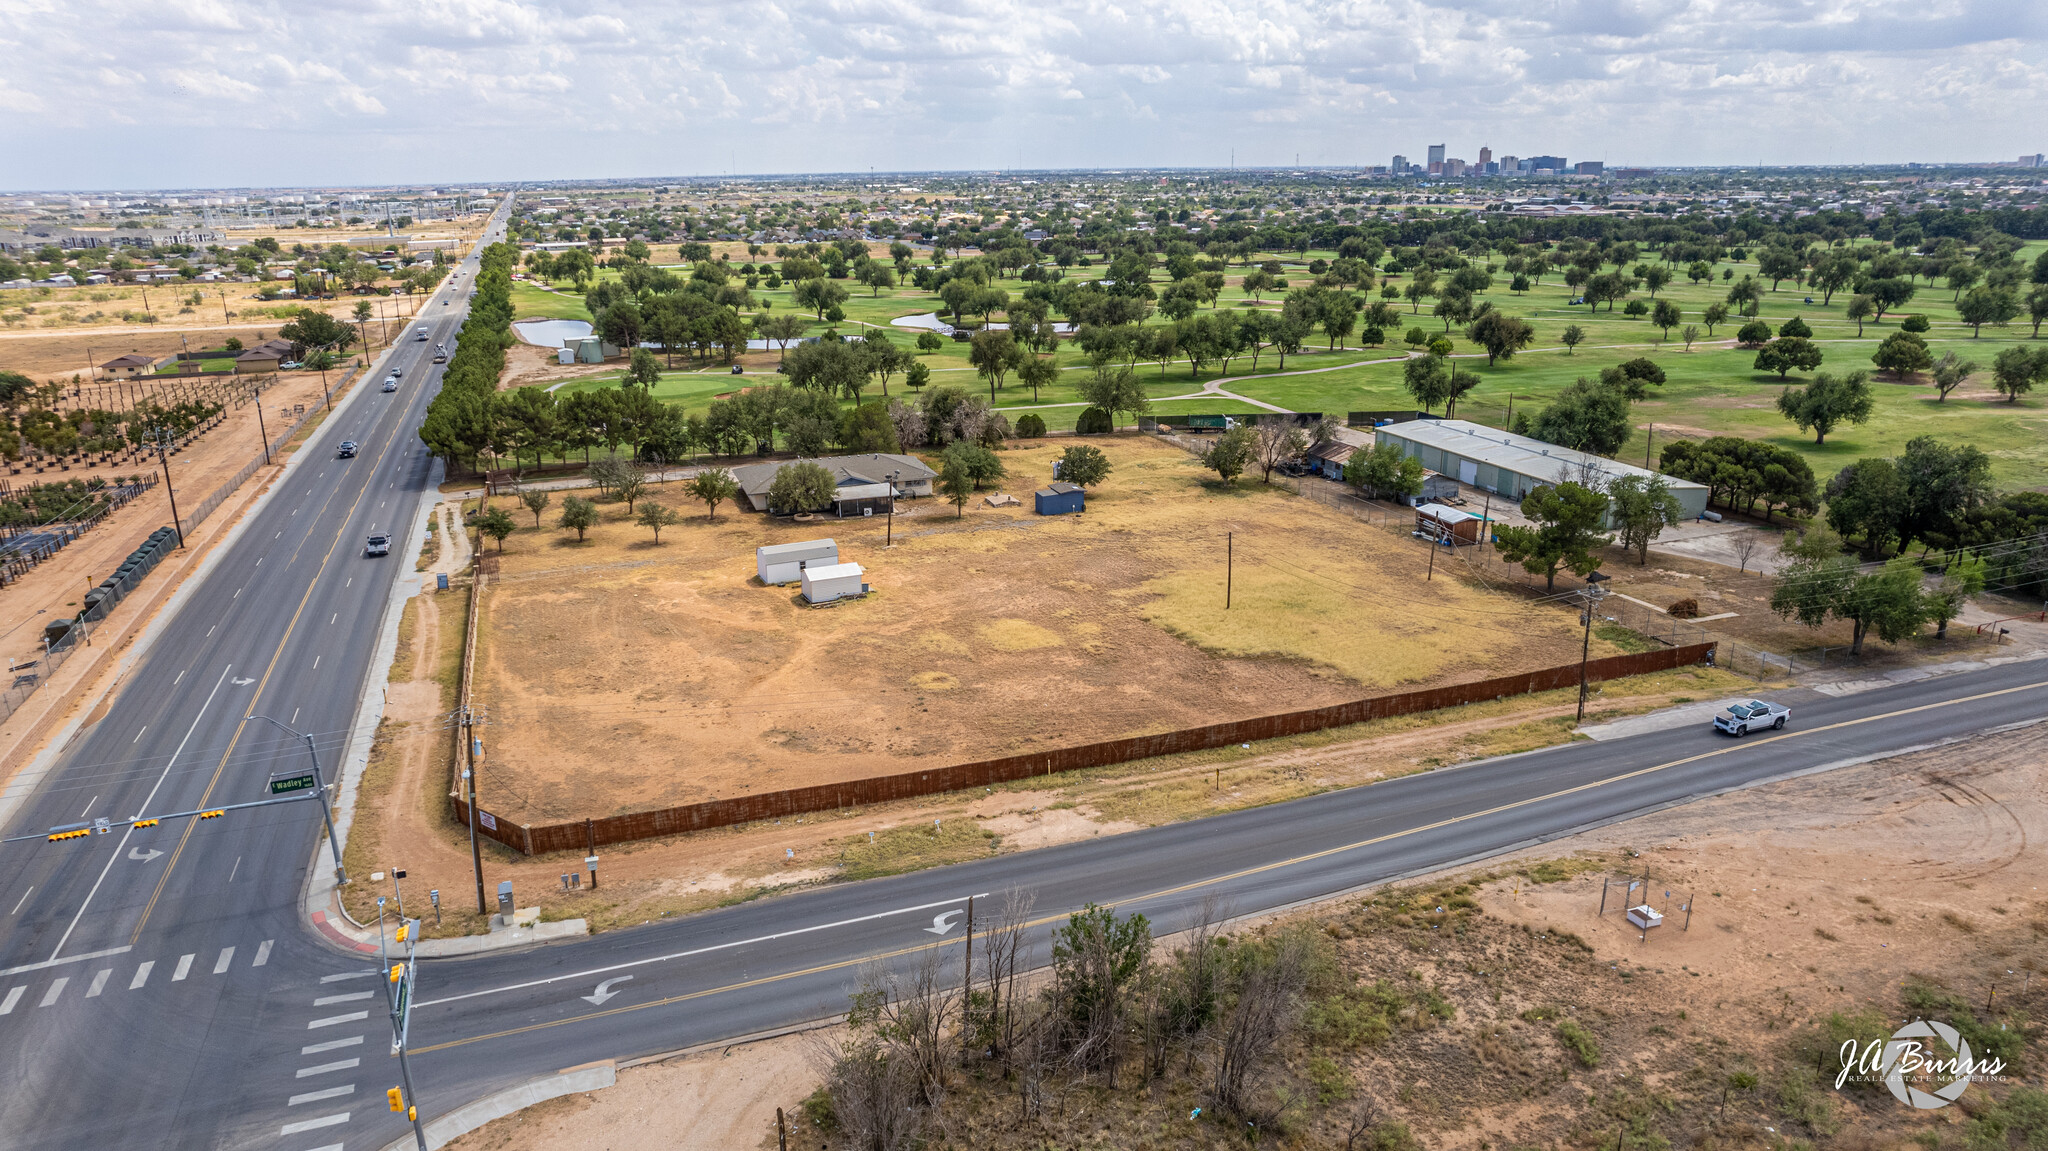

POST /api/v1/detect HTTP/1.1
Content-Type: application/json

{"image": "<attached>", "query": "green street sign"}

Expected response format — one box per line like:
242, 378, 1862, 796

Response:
268, 771, 318, 796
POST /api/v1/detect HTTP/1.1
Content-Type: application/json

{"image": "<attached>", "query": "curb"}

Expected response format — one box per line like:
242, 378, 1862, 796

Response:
380, 1061, 617, 1151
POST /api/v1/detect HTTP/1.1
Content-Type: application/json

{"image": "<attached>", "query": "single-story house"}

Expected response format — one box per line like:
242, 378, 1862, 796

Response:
234, 339, 295, 374
1034, 482, 1085, 516
731, 454, 938, 514
756, 539, 838, 585
1415, 503, 1482, 545
99, 353, 158, 378
1373, 418, 1708, 524
801, 562, 867, 605
1306, 440, 1355, 480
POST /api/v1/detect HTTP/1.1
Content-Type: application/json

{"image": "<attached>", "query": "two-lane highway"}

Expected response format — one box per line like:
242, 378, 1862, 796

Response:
0, 203, 509, 1150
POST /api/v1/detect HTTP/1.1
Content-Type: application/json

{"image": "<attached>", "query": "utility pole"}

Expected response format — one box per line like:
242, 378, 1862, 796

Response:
1225, 532, 1233, 608
255, 392, 272, 465
458, 704, 487, 914
148, 426, 186, 548
1575, 571, 1611, 723
1644, 423, 1654, 470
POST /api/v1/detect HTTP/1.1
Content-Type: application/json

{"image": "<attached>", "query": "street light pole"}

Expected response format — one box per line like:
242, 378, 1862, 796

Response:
1575, 571, 1611, 724
377, 903, 430, 1151
886, 470, 899, 547
245, 714, 347, 884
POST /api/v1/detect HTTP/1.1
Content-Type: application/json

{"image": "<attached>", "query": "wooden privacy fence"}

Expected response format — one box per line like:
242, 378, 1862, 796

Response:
457, 642, 1718, 857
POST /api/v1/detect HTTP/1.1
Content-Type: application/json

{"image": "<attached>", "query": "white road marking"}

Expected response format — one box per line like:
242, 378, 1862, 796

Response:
0, 988, 22, 1014
253, 940, 272, 967
1, 945, 134, 979
207, 625, 215, 636
279, 1113, 349, 1135
173, 670, 183, 685
330, 614, 336, 625
172, 955, 193, 981
290, 707, 299, 724
296, 1058, 360, 1077
127, 847, 162, 862
47, 666, 236, 962
131, 727, 148, 744
38, 978, 67, 1006
345, 578, 351, 587
302, 1035, 364, 1055
213, 947, 235, 974
85, 970, 110, 997
129, 961, 153, 989
228, 856, 240, 883
255, 558, 262, 567
79, 795, 98, 817
301, 1145, 344, 1151
234, 588, 241, 598
9, 888, 30, 915
319, 971, 376, 983
308, 1011, 369, 1029
288, 1084, 354, 1106
313, 991, 373, 1006
312, 656, 319, 669
416, 892, 989, 1009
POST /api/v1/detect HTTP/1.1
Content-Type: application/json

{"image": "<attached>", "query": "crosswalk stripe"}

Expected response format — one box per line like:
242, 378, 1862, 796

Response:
313, 991, 374, 1006
319, 970, 377, 983
85, 970, 110, 998
213, 947, 235, 975
307, 1011, 369, 1029
279, 1112, 349, 1135
288, 1084, 354, 1106
296, 1057, 360, 1077
253, 940, 272, 967
172, 954, 193, 981
302, 1035, 364, 1055
0, 988, 22, 1015
302, 1145, 344, 1151
129, 961, 153, 989
38, 978, 67, 1007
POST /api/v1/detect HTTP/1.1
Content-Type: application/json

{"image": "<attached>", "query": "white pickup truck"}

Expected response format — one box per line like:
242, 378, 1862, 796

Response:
1713, 699, 1789, 737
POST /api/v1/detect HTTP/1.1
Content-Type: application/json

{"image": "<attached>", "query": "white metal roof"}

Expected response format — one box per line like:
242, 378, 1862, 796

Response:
1415, 503, 1477, 523
758, 539, 837, 560
1376, 419, 1706, 492
802, 562, 864, 581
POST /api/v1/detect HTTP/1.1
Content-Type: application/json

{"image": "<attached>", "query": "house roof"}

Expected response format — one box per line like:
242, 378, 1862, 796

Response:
1307, 440, 1355, 463
1415, 503, 1477, 524
757, 539, 837, 561
1039, 482, 1083, 496
100, 353, 156, 369
730, 454, 937, 498
802, 562, 863, 581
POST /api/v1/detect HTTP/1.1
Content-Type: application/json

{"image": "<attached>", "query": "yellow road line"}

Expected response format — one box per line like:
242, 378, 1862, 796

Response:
411, 675, 2048, 1056
131, 410, 412, 942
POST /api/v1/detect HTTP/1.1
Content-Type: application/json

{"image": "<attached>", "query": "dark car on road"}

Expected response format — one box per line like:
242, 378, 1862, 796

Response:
337, 441, 358, 458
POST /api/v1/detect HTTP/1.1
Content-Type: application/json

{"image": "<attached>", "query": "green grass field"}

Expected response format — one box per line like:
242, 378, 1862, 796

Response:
512, 242, 2048, 488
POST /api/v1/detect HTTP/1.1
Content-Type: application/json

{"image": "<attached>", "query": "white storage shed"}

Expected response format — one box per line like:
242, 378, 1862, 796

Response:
801, 562, 867, 605
757, 538, 838, 585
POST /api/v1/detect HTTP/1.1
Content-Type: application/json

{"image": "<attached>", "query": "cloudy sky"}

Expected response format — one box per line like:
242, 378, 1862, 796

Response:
3, 0, 2044, 190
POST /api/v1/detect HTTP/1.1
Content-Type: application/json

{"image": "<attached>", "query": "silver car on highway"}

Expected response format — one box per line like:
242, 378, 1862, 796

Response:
1714, 699, 1789, 736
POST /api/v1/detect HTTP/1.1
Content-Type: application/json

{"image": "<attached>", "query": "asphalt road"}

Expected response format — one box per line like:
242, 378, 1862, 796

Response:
0, 205, 507, 1150
0, 200, 2042, 1150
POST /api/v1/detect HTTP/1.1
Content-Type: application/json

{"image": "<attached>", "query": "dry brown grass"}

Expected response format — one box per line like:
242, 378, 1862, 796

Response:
470, 436, 1618, 826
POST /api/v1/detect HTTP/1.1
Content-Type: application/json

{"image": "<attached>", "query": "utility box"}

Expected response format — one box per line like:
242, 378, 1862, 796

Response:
1626, 904, 1663, 931
496, 880, 514, 920
757, 538, 838, 585
801, 561, 867, 605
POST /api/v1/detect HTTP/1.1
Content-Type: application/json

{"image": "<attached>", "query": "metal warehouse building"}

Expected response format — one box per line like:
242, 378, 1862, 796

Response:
1372, 419, 1709, 521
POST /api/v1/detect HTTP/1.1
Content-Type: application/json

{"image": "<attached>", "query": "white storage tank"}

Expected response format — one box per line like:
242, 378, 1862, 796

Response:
801, 562, 867, 605
756, 538, 837, 585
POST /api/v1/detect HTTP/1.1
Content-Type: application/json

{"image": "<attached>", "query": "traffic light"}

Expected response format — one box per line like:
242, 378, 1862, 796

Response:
389, 964, 404, 984
132, 819, 158, 828
387, 1087, 404, 1112
198, 810, 225, 820
395, 922, 409, 943
46, 829, 91, 841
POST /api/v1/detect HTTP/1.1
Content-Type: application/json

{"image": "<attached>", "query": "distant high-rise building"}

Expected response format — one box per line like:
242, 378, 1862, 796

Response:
1526, 155, 1567, 174
2022, 154, 2045, 168
1427, 143, 1445, 175
1498, 155, 1519, 174
1392, 154, 1409, 174
1445, 158, 1468, 178
1575, 161, 1604, 176
1478, 146, 1492, 168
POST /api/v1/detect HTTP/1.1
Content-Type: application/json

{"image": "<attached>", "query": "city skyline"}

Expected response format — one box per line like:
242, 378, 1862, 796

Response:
2, 0, 2044, 189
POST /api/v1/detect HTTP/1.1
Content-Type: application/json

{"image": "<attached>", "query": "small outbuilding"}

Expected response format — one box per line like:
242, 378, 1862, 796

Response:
1413, 470, 1461, 507
1415, 502, 1481, 545
801, 561, 867, 605
1034, 482, 1085, 516
757, 538, 838, 585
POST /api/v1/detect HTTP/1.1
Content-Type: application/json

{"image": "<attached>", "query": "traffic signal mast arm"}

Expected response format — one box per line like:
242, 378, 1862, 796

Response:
5, 791, 322, 844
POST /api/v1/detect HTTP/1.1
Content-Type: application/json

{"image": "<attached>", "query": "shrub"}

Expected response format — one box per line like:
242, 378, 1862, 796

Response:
1075, 406, 1112, 434
1555, 1019, 1601, 1068
1666, 597, 1700, 618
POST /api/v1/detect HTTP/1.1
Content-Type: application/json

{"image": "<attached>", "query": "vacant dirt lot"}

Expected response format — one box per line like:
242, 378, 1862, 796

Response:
471, 436, 1620, 825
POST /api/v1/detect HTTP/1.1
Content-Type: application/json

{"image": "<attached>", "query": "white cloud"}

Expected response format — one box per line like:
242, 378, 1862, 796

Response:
1, 0, 2043, 188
